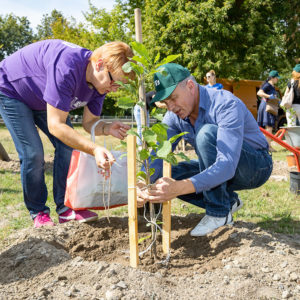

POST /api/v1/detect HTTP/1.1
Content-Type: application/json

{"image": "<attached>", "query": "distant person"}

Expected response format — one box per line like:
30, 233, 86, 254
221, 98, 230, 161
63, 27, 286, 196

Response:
285, 64, 300, 126
0, 39, 134, 228
133, 91, 155, 146
257, 70, 280, 151
205, 70, 223, 90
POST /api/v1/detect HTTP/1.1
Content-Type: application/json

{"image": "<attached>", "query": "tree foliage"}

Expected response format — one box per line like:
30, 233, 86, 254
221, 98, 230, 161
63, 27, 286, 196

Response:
118, 0, 299, 81
1, 0, 298, 113
0, 14, 34, 60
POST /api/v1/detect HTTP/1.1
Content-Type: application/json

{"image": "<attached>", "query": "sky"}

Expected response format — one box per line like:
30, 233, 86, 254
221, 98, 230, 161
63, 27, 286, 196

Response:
0, 0, 116, 30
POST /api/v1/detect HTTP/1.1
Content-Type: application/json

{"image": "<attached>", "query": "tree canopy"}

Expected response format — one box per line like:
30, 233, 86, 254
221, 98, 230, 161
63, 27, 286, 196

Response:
0, 14, 34, 60
0, 0, 299, 113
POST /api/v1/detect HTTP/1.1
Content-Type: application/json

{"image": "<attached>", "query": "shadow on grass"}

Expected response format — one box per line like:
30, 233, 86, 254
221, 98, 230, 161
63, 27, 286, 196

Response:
0, 187, 20, 193
257, 213, 300, 235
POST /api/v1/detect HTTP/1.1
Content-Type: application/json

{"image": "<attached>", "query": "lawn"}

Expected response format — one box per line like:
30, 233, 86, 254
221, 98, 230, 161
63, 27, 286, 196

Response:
0, 123, 299, 245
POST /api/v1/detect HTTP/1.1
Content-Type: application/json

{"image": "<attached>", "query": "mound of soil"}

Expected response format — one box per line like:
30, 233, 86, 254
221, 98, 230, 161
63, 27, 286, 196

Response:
0, 215, 299, 300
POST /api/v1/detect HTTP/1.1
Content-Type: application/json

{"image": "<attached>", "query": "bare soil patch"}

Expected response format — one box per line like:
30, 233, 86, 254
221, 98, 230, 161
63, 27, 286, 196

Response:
1, 156, 299, 299
0, 217, 299, 300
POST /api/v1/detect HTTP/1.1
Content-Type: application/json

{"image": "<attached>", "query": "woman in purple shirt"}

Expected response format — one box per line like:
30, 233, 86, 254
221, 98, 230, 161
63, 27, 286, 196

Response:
0, 40, 135, 227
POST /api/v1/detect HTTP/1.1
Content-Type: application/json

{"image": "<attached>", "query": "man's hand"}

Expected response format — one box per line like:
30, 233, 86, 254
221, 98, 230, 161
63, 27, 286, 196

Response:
106, 121, 130, 140
136, 181, 148, 208
142, 177, 180, 204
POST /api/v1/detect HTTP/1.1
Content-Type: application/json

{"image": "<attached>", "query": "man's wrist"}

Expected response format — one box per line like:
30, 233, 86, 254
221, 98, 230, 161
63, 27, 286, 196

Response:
177, 179, 196, 195
103, 123, 109, 136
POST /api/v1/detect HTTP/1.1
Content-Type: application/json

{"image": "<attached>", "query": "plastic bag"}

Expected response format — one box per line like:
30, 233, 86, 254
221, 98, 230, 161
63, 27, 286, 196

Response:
281, 79, 294, 109
64, 120, 128, 210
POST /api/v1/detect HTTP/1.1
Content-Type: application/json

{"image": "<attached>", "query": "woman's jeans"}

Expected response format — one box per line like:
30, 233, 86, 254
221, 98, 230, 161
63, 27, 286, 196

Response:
0, 93, 73, 218
169, 124, 273, 217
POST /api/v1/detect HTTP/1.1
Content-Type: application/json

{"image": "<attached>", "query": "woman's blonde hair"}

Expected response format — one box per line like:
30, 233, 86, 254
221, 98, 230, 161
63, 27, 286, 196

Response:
90, 41, 135, 80
292, 70, 300, 88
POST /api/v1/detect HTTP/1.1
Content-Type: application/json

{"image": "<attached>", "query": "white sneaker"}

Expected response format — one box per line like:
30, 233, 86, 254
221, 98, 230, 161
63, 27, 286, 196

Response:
190, 213, 233, 237
231, 198, 243, 214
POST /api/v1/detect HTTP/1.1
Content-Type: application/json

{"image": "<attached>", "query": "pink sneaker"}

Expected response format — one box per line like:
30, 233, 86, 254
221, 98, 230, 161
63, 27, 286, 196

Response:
59, 208, 98, 224
34, 212, 55, 228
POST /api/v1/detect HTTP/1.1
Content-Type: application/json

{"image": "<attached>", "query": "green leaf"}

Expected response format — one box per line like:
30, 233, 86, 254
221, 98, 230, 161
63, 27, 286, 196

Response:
151, 123, 168, 144
122, 61, 132, 73
115, 81, 137, 95
115, 140, 127, 150
143, 129, 157, 144
149, 168, 155, 176
154, 52, 160, 63
176, 152, 190, 162
150, 107, 166, 121
130, 62, 144, 76
155, 54, 181, 67
137, 171, 147, 181
137, 100, 145, 107
138, 234, 152, 244
119, 153, 127, 160
165, 152, 178, 165
169, 132, 189, 144
138, 149, 150, 161
117, 97, 136, 109
130, 41, 151, 62
132, 55, 149, 67
157, 140, 172, 158
127, 129, 140, 138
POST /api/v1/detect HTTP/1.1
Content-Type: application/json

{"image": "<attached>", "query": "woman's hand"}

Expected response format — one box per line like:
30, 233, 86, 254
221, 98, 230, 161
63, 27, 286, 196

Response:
106, 121, 130, 140
93, 146, 115, 174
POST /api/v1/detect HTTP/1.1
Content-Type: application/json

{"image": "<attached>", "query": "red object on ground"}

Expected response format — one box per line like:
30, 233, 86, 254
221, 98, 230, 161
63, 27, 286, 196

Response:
259, 127, 300, 172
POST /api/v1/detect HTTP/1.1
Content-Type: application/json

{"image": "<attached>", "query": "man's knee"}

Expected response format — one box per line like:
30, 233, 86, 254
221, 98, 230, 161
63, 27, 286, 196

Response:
195, 124, 218, 152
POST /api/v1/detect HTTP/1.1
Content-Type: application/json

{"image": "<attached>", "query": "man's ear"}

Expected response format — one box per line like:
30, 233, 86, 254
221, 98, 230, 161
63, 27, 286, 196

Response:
187, 79, 195, 92
95, 59, 104, 71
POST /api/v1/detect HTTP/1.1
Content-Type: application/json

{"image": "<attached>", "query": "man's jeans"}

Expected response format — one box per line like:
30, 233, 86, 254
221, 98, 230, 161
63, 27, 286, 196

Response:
0, 93, 73, 218
171, 124, 273, 217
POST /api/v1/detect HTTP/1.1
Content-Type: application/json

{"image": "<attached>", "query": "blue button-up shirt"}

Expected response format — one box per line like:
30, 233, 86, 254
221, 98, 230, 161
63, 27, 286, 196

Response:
150, 84, 268, 194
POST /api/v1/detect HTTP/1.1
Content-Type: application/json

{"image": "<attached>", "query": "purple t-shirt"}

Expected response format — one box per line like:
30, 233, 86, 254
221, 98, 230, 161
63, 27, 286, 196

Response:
0, 39, 105, 115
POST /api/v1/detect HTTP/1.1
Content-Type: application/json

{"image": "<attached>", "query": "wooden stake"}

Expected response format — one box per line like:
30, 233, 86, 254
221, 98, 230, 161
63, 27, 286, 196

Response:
127, 135, 139, 267
134, 8, 146, 129
162, 161, 172, 254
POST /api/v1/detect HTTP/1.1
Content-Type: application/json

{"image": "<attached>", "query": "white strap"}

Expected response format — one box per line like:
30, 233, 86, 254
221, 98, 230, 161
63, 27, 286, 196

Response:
90, 119, 103, 143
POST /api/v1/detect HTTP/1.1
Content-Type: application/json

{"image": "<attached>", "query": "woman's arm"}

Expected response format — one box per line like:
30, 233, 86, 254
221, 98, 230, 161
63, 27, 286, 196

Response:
257, 88, 272, 99
47, 104, 115, 170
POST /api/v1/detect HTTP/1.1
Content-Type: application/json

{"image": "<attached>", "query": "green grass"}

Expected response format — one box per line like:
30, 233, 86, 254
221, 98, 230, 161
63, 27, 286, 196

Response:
0, 124, 299, 245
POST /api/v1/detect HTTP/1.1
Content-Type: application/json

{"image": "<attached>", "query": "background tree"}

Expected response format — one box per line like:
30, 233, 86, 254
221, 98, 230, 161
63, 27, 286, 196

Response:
0, 14, 34, 60
117, 0, 299, 83
36, 9, 65, 40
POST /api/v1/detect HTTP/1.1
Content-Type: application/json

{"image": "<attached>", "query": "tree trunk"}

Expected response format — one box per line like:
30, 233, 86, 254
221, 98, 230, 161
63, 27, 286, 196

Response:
0, 142, 10, 161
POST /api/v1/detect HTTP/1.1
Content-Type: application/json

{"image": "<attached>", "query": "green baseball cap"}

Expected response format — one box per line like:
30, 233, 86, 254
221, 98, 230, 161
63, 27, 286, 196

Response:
269, 70, 280, 78
151, 63, 190, 103
293, 64, 300, 73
